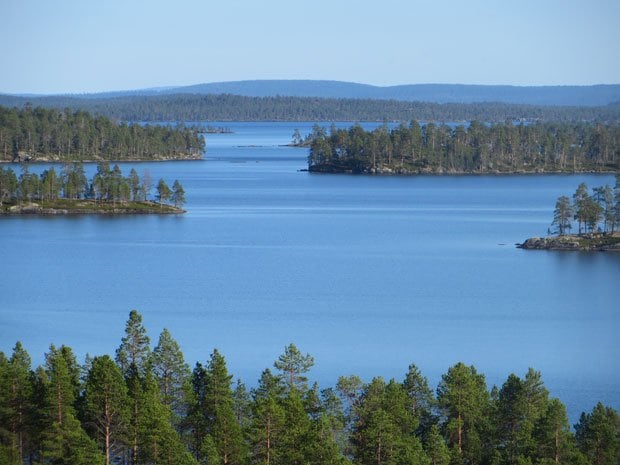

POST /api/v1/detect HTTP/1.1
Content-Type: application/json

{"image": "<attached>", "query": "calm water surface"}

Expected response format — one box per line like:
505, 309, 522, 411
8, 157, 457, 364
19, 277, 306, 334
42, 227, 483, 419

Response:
1, 122, 618, 422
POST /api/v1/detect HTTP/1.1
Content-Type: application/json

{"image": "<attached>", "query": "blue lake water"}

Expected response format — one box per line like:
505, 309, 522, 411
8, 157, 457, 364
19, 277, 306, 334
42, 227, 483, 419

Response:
1, 122, 618, 422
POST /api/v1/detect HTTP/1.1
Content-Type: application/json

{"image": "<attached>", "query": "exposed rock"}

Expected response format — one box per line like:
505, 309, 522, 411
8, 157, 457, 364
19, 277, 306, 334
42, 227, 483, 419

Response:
518, 233, 620, 251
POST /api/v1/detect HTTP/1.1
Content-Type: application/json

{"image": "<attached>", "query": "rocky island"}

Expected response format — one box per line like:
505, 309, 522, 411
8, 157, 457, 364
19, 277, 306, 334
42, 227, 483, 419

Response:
518, 233, 620, 251
518, 179, 620, 251
1, 199, 185, 215
0, 164, 186, 216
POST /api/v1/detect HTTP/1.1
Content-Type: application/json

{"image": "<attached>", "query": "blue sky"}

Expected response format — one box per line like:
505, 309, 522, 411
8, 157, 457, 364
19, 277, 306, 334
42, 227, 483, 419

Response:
1, 0, 619, 94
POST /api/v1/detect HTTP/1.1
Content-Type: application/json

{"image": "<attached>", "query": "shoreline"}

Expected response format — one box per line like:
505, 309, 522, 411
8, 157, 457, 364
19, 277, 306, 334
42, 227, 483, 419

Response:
0, 200, 186, 216
517, 233, 620, 251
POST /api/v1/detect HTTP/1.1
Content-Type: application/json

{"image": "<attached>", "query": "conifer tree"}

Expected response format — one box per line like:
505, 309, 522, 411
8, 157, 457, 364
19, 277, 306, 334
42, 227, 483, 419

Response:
436, 363, 489, 464
533, 398, 582, 464
172, 179, 186, 207
156, 178, 172, 206
115, 309, 151, 378
273, 343, 314, 392
249, 369, 285, 465
137, 373, 198, 465
575, 402, 620, 465
151, 328, 190, 423
204, 349, 246, 465
425, 424, 450, 465
39, 345, 104, 465
83, 355, 129, 465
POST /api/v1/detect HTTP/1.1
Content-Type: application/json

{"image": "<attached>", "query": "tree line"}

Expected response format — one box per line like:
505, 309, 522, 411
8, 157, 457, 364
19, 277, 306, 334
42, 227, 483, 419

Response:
0, 106, 205, 162
305, 122, 620, 174
1, 310, 618, 465
0, 164, 185, 208
0, 93, 619, 124
551, 175, 620, 235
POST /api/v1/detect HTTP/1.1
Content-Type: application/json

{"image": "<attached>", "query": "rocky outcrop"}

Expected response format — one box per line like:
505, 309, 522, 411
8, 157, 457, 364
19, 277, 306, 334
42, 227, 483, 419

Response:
518, 234, 620, 251
1, 201, 185, 215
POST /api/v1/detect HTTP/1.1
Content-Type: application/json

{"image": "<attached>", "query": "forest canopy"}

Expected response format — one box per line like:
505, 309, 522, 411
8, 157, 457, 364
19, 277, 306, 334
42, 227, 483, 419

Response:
305, 121, 620, 174
1, 310, 618, 465
0, 106, 205, 163
0, 93, 619, 124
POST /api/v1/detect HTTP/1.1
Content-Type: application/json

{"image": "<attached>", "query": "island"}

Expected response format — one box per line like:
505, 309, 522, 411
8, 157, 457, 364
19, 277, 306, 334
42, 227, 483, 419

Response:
518, 179, 620, 251
303, 122, 619, 174
0, 164, 186, 215
518, 233, 620, 251
0, 106, 204, 163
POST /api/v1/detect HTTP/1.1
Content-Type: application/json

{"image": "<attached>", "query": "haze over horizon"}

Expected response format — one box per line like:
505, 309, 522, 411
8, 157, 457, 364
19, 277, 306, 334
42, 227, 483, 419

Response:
1, 0, 619, 95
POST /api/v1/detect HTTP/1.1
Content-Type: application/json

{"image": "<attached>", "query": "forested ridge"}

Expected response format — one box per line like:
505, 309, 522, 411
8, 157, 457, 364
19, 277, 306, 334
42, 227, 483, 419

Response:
305, 121, 620, 174
1, 310, 618, 465
0, 93, 619, 123
0, 106, 205, 162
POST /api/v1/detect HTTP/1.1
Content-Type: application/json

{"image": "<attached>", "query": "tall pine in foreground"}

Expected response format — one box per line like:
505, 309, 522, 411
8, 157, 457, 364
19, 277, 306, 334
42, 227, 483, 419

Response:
39, 345, 104, 465
83, 355, 129, 465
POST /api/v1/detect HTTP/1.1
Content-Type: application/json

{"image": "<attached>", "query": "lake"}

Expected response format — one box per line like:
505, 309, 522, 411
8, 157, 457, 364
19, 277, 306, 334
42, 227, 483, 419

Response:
1, 121, 618, 423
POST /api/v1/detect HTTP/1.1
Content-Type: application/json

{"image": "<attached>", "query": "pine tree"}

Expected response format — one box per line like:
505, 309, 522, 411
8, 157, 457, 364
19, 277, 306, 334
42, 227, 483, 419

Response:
151, 328, 190, 423
39, 345, 104, 465
137, 373, 197, 465
205, 349, 246, 465
172, 179, 186, 207
249, 369, 285, 465
403, 363, 435, 436
425, 424, 450, 465
273, 343, 314, 392
115, 309, 151, 378
83, 355, 129, 465
156, 178, 172, 206
436, 363, 489, 464
551, 196, 573, 235
575, 402, 620, 465
533, 398, 581, 464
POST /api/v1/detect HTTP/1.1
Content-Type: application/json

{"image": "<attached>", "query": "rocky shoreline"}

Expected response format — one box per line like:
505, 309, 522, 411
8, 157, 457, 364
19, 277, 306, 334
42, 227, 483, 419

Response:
517, 233, 620, 251
1, 200, 185, 216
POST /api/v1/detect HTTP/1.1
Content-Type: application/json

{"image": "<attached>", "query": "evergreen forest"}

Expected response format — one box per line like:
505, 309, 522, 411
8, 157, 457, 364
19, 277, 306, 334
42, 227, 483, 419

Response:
0, 164, 185, 210
550, 177, 620, 235
0, 93, 619, 124
0, 106, 205, 163
1, 310, 618, 465
305, 122, 620, 174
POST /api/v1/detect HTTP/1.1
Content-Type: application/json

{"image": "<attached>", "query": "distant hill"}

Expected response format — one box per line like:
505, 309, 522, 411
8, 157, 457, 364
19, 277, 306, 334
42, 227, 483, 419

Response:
7, 80, 620, 107
33, 80, 620, 107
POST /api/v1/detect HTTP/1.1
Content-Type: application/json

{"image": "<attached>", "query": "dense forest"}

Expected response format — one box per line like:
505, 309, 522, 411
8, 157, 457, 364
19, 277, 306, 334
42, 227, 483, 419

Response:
0, 106, 205, 162
0, 164, 185, 210
0, 93, 619, 124
1, 310, 618, 465
305, 122, 620, 174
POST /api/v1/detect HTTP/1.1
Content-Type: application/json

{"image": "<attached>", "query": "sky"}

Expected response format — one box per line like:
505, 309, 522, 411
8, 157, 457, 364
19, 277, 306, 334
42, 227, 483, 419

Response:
1, 0, 619, 94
